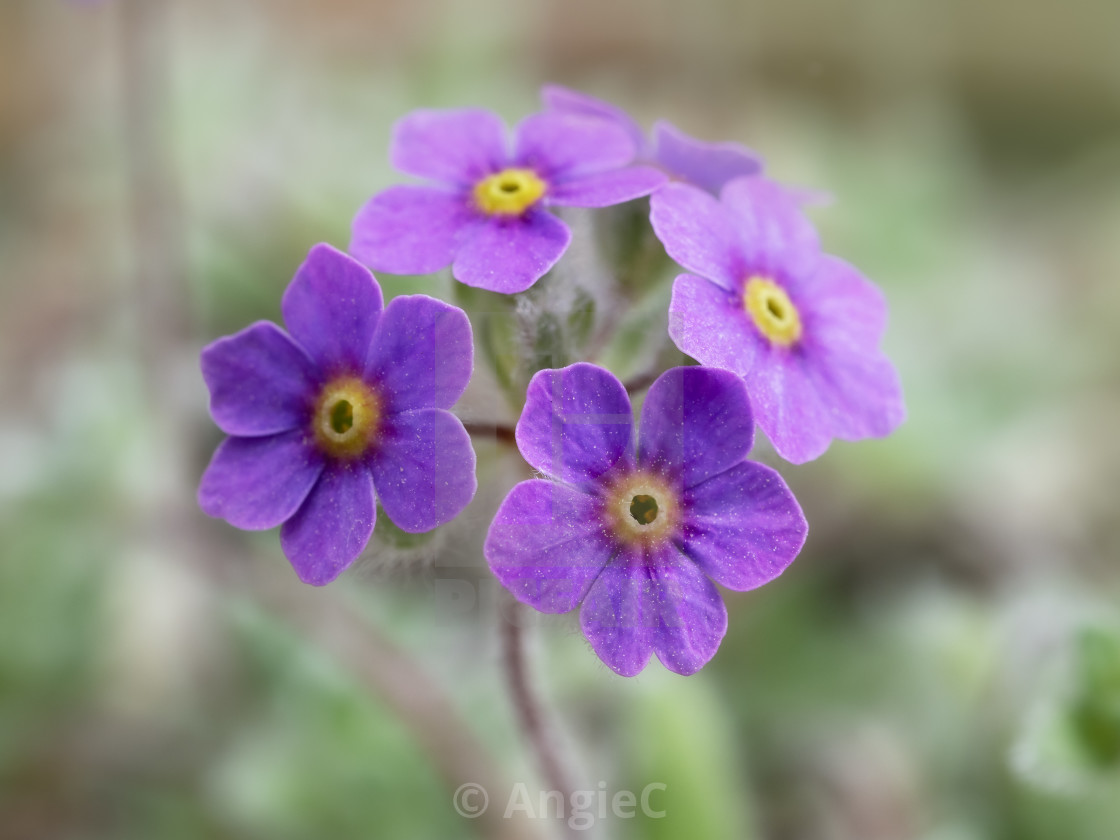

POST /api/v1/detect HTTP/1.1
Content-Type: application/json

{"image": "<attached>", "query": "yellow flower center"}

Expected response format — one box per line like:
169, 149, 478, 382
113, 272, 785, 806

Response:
473, 168, 547, 216
743, 276, 802, 347
602, 471, 681, 549
312, 376, 382, 460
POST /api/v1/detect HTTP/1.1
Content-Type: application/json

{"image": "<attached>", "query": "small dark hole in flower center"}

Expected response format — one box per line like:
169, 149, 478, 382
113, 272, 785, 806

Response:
498, 178, 521, 193
766, 296, 786, 320
629, 494, 659, 525
329, 399, 354, 434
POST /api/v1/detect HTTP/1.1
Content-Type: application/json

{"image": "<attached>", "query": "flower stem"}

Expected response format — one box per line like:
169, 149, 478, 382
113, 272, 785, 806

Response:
279, 585, 528, 840
463, 421, 518, 447
200, 542, 537, 840
120, 0, 188, 383
622, 367, 662, 395
500, 595, 581, 836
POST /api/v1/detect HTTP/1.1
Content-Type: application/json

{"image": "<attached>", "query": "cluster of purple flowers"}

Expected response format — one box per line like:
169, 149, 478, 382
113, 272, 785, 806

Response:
198, 86, 904, 676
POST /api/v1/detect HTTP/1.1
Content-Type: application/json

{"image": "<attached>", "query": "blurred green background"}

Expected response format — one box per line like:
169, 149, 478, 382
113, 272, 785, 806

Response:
3, 0, 1120, 838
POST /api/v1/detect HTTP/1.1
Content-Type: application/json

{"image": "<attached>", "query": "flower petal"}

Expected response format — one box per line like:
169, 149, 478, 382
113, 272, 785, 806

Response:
548, 166, 666, 208
795, 256, 904, 443
578, 551, 655, 677
667, 273, 764, 377
390, 108, 508, 185
197, 430, 324, 530
638, 366, 755, 487
367, 409, 476, 533
748, 337, 904, 464
802, 340, 906, 445
743, 351, 833, 464
539, 84, 647, 151
350, 185, 474, 277
514, 112, 636, 180
200, 321, 319, 436
651, 120, 762, 194
364, 295, 473, 412
649, 182, 744, 291
719, 176, 820, 276
681, 461, 807, 591
647, 544, 729, 676
800, 255, 889, 350
485, 480, 616, 614
516, 363, 634, 492
451, 210, 570, 294
579, 543, 728, 677
281, 243, 383, 374
279, 463, 376, 586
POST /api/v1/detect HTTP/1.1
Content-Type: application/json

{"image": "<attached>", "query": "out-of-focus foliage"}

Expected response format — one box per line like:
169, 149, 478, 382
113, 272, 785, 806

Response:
1071, 629, 1120, 768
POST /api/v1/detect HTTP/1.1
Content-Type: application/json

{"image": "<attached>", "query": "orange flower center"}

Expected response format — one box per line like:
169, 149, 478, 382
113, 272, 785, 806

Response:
312, 376, 382, 460
602, 470, 681, 549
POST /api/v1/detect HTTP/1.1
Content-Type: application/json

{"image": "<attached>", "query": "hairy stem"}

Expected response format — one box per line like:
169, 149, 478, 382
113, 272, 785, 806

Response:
622, 367, 662, 395
121, 0, 188, 382
463, 421, 518, 447
196, 541, 537, 840
272, 582, 529, 840
500, 595, 581, 837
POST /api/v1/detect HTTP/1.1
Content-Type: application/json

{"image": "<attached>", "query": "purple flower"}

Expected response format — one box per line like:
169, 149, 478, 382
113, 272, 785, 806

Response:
197, 243, 477, 585
650, 176, 906, 464
541, 84, 762, 195
485, 363, 806, 676
349, 108, 666, 295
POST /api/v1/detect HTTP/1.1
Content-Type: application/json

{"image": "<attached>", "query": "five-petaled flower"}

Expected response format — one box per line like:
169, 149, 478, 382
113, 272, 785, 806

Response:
651, 176, 906, 464
541, 84, 763, 195
485, 363, 807, 676
349, 108, 666, 295
198, 243, 477, 585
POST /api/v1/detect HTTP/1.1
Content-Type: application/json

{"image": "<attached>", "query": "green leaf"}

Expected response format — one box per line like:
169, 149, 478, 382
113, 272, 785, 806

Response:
598, 273, 675, 381
1071, 628, 1120, 767
626, 672, 757, 840
373, 509, 440, 550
